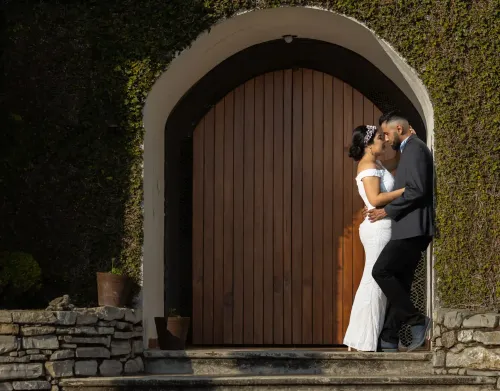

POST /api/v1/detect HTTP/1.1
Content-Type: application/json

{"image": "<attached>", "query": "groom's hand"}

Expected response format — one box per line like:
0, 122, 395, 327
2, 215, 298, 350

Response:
362, 206, 368, 219
368, 208, 388, 222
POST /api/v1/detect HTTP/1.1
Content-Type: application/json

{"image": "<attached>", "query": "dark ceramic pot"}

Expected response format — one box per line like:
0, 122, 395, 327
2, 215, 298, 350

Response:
96, 272, 131, 307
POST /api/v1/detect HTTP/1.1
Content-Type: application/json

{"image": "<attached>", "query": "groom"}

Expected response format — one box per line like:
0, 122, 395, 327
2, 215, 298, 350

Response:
367, 111, 435, 352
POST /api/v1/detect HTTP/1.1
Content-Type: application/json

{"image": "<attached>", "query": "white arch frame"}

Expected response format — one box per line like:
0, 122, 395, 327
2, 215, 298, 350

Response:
141, 6, 434, 346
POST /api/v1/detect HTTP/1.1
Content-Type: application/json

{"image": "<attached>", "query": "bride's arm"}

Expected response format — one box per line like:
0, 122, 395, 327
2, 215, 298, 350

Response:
362, 176, 405, 207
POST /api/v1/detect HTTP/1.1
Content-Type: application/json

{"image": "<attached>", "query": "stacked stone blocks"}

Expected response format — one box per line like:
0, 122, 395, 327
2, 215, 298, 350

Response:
432, 308, 500, 387
0, 307, 143, 390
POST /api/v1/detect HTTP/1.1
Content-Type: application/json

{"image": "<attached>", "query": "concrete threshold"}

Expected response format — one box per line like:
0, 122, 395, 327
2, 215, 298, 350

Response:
144, 349, 432, 361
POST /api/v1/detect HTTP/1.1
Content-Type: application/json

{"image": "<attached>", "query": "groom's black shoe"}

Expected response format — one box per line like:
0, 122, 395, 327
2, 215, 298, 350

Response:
379, 339, 399, 352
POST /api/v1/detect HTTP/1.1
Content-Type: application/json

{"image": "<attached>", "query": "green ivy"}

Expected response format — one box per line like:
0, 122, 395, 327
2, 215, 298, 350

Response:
2, 0, 498, 309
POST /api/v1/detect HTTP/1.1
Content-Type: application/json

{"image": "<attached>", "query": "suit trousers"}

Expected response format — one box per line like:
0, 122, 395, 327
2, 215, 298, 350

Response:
372, 235, 431, 344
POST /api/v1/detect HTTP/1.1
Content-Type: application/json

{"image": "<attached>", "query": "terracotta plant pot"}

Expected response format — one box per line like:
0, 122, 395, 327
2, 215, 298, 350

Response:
154, 316, 190, 350
96, 272, 131, 307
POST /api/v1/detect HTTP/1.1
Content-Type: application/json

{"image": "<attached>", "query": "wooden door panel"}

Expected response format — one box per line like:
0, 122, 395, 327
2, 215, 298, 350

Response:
322, 73, 334, 345
192, 119, 204, 344
283, 69, 293, 345
312, 70, 324, 345
273, 70, 284, 345
213, 100, 225, 345
253, 75, 265, 345
291, 69, 303, 345
301, 68, 313, 345
263, 73, 274, 345
232, 85, 245, 344
222, 91, 234, 344
243, 78, 255, 345
202, 107, 215, 344
192, 69, 380, 345
332, 76, 345, 344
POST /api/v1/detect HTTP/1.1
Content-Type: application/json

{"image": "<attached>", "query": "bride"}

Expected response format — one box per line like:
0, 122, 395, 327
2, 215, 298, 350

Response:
343, 124, 405, 352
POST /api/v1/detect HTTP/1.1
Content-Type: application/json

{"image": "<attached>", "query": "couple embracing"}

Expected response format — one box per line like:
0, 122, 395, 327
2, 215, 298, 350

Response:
343, 111, 435, 353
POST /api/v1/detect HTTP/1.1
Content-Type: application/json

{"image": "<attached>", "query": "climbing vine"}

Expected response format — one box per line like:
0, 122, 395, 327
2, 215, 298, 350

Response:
2, 0, 498, 308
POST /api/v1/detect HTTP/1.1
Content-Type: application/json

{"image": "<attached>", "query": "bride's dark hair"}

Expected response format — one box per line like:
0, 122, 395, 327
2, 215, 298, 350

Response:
348, 125, 377, 162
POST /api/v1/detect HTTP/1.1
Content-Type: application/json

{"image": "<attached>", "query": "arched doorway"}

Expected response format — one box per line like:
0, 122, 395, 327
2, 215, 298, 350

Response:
142, 6, 435, 346
191, 68, 395, 345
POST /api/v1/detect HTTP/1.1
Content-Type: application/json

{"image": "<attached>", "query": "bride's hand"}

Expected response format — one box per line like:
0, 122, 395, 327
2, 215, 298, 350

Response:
362, 206, 369, 219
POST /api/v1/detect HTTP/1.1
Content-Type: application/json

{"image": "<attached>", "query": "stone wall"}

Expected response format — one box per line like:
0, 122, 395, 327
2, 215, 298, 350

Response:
433, 308, 500, 382
0, 307, 143, 390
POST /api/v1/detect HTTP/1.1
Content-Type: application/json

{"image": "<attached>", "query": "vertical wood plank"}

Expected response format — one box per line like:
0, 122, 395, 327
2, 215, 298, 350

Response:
351, 92, 366, 294
203, 107, 215, 344
333, 77, 344, 344
192, 121, 204, 345
263, 72, 274, 345
283, 69, 293, 344
223, 91, 234, 344
342, 83, 353, 336
322, 74, 334, 345
253, 75, 265, 345
302, 68, 313, 345
273, 70, 284, 345
243, 79, 255, 344
232, 85, 245, 344
291, 69, 303, 345
312, 70, 324, 344
213, 100, 225, 344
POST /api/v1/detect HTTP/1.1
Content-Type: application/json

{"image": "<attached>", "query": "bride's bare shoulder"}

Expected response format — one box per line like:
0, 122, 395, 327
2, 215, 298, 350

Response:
357, 161, 378, 175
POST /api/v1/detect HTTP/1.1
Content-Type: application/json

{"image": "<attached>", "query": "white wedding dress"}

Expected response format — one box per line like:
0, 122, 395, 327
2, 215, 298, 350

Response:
343, 161, 395, 351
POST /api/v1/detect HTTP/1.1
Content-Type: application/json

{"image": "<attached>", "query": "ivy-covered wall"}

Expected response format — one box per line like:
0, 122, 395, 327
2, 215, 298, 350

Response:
2, 1, 498, 309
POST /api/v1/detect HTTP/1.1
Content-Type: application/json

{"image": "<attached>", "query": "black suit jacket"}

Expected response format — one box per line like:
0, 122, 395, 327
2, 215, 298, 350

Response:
384, 135, 435, 240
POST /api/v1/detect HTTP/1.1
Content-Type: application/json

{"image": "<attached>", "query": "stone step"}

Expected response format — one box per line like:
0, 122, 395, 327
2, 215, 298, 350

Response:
60, 374, 497, 391
144, 349, 433, 376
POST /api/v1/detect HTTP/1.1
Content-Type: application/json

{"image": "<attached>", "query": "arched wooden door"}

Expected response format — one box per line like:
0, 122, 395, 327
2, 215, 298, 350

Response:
192, 69, 395, 345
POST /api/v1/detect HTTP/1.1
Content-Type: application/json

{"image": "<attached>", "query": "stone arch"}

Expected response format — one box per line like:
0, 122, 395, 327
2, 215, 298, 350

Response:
141, 6, 434, 345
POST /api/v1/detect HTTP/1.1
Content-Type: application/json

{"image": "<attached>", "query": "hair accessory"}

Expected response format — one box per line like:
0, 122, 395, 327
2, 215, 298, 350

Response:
363, 125, 377, 145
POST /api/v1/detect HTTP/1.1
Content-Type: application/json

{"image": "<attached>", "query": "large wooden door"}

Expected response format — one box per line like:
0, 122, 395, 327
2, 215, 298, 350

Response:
192, 69, 395, 345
